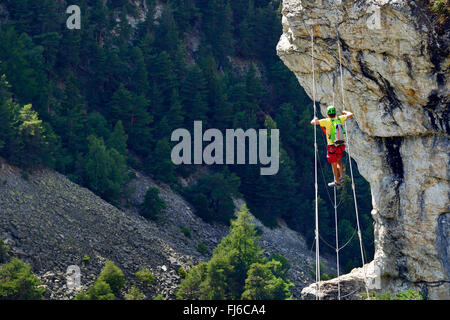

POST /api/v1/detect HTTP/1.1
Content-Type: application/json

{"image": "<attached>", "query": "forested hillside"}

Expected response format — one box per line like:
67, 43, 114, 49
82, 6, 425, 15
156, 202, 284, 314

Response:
0, 0, 373, 273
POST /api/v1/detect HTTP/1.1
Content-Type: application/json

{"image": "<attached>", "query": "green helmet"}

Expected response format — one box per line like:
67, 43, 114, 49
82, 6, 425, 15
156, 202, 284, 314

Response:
327, 105, 336, 116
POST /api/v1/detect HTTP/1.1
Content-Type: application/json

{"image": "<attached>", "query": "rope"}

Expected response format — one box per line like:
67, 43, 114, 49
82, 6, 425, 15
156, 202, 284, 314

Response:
301, 6, 371, 301
331, 9, 341, 300
319, 227, 357, 252
339, 228, 358, 251
333, 185, 341, 300
332, 75, 336, 107
339, 288, 360, 299
311, 25, 321, 300
306, 19, 341, 301
336, 28, 371, 299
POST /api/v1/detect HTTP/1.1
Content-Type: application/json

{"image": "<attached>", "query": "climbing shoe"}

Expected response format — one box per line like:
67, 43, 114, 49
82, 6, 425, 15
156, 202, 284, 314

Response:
328, 181, 341, 188
339, 177, 345, 184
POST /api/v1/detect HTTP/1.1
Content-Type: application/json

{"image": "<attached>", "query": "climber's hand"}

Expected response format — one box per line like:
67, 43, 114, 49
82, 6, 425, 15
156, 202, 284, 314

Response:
311, 117, 320, 125
343, 110, 354, 119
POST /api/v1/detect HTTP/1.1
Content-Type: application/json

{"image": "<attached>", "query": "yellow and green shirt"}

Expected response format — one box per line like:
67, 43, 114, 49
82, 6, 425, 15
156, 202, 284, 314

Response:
319, 115, 348, 145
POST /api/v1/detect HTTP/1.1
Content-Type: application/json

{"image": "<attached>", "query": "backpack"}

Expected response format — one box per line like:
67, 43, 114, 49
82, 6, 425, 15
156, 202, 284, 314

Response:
329, 117, 346, 146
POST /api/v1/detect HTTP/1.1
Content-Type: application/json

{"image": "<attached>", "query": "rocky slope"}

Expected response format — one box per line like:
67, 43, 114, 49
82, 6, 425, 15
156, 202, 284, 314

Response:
0, 158, 330, 299
277, 0, 449, 299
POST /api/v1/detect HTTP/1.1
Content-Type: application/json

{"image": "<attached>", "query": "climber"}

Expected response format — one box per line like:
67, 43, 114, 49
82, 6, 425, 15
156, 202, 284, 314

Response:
311, 106, 353, 187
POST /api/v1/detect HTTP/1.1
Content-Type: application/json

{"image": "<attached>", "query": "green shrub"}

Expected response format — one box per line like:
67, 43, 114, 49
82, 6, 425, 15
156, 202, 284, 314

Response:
73, 290, 89, 300
321, 273, 332, 281
430, 0, 449, 24
361, 289, 424, 300
75, 280, 115, 300
153, 294, 165, 300
82, 255, 90, 265
74, 262, 123, 301
393, 289, 424, 300
310, 261, 336, 281
176, 262, 208, 300
196, 242, 209, 256
140, 187, 167, 220
177, 266, 187, 279
183, 171, 240, 224
21, 171, 29, 181
135, 268, 155, 286
241, 261, 293, 300
254, 226, 264, 237
268, 253, 290, 278
431, 0, 448, 13
97, 260, 125, 294
125, 285, 144, 300
180, 226, 191, 238
0, 239, 10, 263
0, 258, 45, 300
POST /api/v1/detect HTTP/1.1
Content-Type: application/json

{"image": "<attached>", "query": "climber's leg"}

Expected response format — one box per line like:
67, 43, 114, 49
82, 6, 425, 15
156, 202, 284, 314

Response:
337, 159, 344, 183
327, 145, 342, 187
331, 162, 340, 184
336, 145, 346, 184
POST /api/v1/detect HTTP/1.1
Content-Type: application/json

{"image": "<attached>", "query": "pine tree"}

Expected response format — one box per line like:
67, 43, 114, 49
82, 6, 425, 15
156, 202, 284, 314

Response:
166, 89, 185, 131
177, 206, 266, 300
97, 260, 125, 294
172, 43, 187, 85
201, 0, 234, 64
75, 280, 115, 300
169, 0, 199, 30
236, 0, 256, 57
9, 104, 50, 169
0, 75, 16, 154
183, 171, 241, 224
181, 65, 208, 125
140, 186, 167, 220
147, 51, 177, 107
135, 1, 155, 41
147, 138, 176, 183
245, 64, 263, 108
130, 47, 150, 96
125, 286, 143, 300
200, 55, 233, 129
109, 84, 153, 156
176, 262, 208, 300
0, 27, 46, 107
0, 258, 45, 300
84, 135, 127, 202
7, 0, 35, 35
107, 120, 128, 156
116, 10, 133, 43
154, 4, 179, 55
57, 74, 88, 155
203, 205, 263, 299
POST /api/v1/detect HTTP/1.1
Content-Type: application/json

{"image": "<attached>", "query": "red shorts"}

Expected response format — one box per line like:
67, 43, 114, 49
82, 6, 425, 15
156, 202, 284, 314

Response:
327, 145, 346, 164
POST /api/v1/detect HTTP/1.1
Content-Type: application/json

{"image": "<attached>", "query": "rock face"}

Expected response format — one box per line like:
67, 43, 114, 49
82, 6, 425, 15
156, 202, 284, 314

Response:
277, 0, 449, 299
0, 159, 328, 299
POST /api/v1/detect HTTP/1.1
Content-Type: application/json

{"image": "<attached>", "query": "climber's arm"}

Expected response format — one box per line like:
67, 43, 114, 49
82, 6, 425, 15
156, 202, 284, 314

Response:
343, 110, 354, 119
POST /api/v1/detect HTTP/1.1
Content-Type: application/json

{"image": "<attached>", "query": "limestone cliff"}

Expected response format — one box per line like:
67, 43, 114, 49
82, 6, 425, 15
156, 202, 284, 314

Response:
277, 0, 449, 299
